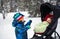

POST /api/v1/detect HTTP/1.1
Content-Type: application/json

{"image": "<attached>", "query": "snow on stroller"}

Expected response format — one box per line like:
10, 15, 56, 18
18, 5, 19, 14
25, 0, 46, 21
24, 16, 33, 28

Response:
31, 2, 60, 39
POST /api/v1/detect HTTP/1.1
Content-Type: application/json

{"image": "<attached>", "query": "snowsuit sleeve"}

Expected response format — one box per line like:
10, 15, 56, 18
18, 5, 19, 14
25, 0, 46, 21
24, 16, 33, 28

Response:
18, 20, 32, 33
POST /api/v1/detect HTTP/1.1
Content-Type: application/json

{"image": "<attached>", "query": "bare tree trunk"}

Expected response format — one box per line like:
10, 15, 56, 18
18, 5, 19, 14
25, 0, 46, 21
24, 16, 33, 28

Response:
10, 0, 12, 12
1, 0, 5, 19
1, 0, 4, 10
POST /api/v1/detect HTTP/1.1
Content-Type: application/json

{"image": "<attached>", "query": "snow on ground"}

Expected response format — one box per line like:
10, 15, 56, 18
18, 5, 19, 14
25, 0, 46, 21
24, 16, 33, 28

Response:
0, 11, 60, 39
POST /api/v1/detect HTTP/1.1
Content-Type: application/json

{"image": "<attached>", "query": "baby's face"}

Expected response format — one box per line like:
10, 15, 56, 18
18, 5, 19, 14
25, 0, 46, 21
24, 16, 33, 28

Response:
47, 18, 51, 23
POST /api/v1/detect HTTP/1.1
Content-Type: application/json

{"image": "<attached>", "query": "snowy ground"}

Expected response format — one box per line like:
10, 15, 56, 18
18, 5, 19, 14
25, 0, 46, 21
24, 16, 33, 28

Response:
0, 11, 60, 39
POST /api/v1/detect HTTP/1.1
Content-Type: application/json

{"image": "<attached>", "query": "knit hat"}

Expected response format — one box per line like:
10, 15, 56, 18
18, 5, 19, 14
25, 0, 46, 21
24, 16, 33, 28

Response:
44, 14, 53, 21
13, 12, 24, 21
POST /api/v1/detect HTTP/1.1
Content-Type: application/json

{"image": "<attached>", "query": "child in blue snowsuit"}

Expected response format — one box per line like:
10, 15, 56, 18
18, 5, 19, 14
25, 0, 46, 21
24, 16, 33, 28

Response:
12, 13, 32, 39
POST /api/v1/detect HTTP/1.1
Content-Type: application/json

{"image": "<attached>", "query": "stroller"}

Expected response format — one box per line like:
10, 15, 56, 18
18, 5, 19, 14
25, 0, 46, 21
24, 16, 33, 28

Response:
31, 3, 60, 39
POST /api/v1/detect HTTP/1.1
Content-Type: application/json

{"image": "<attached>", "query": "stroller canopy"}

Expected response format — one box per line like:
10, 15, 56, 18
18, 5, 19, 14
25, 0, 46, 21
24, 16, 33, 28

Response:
40, 3, 53, 21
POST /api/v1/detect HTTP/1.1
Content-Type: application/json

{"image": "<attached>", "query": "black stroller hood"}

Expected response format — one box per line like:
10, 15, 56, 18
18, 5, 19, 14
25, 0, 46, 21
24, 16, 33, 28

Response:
40, 3, 53, 21
40, 3, 60, 21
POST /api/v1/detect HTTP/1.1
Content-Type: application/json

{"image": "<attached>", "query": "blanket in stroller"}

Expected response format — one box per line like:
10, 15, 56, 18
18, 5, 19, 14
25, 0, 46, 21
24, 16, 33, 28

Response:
34, 21, 49, 33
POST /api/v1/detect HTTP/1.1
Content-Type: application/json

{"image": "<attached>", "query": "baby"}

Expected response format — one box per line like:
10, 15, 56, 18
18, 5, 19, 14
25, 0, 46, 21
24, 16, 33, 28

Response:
34, 13, 53, 33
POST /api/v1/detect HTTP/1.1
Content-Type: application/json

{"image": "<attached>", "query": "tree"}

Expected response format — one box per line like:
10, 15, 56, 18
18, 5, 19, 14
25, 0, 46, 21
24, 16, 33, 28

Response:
0, 0, 44, 17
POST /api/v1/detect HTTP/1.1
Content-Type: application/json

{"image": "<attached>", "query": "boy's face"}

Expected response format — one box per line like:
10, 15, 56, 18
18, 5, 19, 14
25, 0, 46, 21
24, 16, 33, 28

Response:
18, 17, 24, 22
47, 18, 51, 23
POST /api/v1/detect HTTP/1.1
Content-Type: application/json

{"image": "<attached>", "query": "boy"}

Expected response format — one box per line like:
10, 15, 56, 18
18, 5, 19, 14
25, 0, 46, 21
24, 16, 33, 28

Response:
12, 12, 32, 39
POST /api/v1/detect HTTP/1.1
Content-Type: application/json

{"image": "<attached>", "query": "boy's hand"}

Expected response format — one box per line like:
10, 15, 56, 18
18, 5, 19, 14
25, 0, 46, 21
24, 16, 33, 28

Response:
29, 20, 32, 22
26, 25, 31, 29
